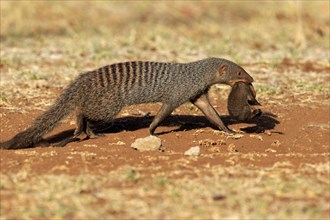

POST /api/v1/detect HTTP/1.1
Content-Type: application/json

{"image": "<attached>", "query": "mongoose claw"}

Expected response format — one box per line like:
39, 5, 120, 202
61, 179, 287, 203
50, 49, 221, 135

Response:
226, 129, 236, 136
87, 133, 105, 139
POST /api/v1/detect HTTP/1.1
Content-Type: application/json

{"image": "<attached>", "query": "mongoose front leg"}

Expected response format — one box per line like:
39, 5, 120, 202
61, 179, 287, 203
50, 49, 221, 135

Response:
149, 103, 176, 135
74, 114, 104, 139
73, 110, 85, 137
192, 94, 235, 134
52, 114, 104, 147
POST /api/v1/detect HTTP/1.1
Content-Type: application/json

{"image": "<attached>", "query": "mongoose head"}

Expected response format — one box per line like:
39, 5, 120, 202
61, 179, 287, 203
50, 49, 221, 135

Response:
213, 58, 254, 86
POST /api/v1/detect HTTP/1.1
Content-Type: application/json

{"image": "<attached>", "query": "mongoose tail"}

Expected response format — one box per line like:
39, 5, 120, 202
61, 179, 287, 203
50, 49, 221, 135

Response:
0, 80, 81, 150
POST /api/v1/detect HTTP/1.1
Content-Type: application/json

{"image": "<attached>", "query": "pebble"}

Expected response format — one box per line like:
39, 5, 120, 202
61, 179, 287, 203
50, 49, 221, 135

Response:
131, 135, 162, 152
184, 146, 201, 156
227, 143, 237, 152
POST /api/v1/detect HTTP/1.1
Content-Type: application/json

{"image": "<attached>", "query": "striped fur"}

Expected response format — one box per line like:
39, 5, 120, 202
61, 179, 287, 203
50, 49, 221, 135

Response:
1, 57, 254, 149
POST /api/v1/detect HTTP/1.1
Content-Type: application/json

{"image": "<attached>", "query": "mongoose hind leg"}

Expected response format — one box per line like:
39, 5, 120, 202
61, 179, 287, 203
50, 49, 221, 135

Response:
85, 120, 105, 138
51, 112, 86, 147
74, 110, 106, 139
192, 93, 235, 135
52, 113, 104, 147
73, 110, 85, 137
75, 115, 105, 139
149, 103, 176, 135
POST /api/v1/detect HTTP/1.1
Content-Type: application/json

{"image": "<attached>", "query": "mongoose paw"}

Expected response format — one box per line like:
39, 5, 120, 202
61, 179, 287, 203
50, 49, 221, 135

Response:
87, 133, 105, 139
149, 128, 156, 136
226, 129, 237, 135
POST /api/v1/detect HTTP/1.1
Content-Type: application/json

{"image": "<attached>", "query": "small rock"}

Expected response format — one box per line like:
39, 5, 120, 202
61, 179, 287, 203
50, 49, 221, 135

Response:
249, 134, 263, 141
271, 140, 281, 147
227, 134, 243, 139
199, 139, 226, 148
227, 143, 238, 152
131, 136, 162, 152
212, 194, 226, 201
265, 148, 277, 153
265, 130, 272, 136
184, 146, 201, 156
207, 146, 221, 153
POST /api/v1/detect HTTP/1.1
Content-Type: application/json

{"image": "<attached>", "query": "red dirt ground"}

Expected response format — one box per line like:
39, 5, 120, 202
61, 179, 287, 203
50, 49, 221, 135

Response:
1, 91, 329, 176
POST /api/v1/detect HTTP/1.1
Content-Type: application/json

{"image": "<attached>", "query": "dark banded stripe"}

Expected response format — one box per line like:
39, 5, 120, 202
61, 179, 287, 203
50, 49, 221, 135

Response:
126, 62, 133, 90
137, 61, 143, 87
140, 62, 149, 87
124, 62, 131, 90
144, 62, 149, 86
130, 62, 137, 87
98, 68, 105, 87
110, 64, 117, 83
121, 62, 128, 93
158, 63, 165, 83
151, 62, 159, 91
146, 62, 152, 85
104, 65, 111, 88
149, 63, 158, 89
117, 62, 123, 88
163, 63, 170, 83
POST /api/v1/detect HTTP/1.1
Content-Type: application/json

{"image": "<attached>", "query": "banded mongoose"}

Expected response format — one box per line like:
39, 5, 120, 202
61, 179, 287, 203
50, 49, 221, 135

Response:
227, 82, 262, 121
1, 57, 254, 150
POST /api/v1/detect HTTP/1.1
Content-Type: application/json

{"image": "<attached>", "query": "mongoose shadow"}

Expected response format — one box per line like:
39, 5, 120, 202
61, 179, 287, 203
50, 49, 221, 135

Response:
236, 112, 282, 134
44, 112, 281, 145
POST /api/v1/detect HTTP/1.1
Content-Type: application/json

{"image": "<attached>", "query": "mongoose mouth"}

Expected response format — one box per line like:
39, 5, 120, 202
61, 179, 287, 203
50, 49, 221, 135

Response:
228, 79, 253, 86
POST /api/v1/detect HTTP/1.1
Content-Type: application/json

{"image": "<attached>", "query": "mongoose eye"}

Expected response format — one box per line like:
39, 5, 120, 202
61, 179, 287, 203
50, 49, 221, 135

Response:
237, 71, 242, 76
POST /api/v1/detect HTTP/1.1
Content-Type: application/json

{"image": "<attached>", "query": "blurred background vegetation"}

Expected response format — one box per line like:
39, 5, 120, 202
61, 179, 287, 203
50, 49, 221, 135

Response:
0, 1, 329, 91
1, 1, 328, 61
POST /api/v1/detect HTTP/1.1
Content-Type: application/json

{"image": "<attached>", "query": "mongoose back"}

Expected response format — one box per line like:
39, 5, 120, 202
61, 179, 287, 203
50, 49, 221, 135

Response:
1, 57, 254, 149
227, 82, 261, 121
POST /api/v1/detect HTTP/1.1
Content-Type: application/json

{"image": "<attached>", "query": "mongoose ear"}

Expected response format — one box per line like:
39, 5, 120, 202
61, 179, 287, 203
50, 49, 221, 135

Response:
219, 65, 227, 75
